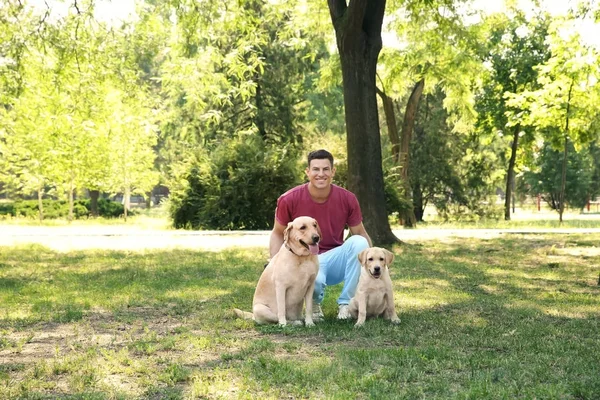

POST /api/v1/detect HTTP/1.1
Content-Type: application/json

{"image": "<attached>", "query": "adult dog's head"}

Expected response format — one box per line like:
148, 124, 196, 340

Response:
284, 216, 321, 256
358, 247, 396, 279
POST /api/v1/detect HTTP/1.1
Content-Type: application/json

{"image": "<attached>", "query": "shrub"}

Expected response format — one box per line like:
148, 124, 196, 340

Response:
0, 199, 126, 219
170, 138, 302, 230
96, 198, 126, 218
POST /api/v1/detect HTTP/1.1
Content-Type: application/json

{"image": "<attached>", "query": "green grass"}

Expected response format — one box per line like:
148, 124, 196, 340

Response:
1, 234, 599, 399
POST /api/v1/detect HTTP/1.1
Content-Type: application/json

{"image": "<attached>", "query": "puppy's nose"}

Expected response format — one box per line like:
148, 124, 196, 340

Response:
374, 266, 381, 273
312, 234, 320, 244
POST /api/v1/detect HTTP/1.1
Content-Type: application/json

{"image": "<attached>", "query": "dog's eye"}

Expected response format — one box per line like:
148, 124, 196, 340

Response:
368, 257, 373, 261
300, 225, 306, 230
379, 257, 384, 261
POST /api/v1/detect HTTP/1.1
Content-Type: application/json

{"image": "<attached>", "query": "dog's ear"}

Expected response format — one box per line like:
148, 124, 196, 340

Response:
383, 249, 395, 266
284, 222, 293, 243
358, 248, 370, 265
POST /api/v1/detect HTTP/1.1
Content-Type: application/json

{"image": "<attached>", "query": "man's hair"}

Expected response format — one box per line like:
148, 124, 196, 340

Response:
307, 149, 334, 167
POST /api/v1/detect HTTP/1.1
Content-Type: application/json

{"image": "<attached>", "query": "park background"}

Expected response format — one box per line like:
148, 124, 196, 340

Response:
1, 0, 600, 399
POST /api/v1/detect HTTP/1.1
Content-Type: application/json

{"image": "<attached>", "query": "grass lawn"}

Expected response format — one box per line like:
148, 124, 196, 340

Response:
1, 232, 599, 399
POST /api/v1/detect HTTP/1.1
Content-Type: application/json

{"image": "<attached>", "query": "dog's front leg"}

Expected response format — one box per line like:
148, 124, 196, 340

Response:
355, 295, 367, 327
275, 284, 287, 326
304, 281, 315, 327
385, 291, 401, 324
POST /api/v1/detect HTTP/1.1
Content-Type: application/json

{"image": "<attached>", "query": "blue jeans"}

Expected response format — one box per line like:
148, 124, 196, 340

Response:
314, 235, 370, 305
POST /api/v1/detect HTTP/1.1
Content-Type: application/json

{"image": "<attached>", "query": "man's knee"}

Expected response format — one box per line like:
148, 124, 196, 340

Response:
346, 235, 369, 255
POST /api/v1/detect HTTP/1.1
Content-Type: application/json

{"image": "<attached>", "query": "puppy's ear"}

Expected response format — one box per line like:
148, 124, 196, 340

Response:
383, 249, 395, 266
315, 220, 322, 239
284, 222, 293, 243
358, 248, 370, 265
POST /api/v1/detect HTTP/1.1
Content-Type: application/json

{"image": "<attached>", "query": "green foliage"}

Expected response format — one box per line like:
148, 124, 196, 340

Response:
0, 199, 126, 219
0, 1, 158, 217
407, 90, 502, 222
156, 0, 333, 192
170, 139, 301, 230
523, 141, 594, 210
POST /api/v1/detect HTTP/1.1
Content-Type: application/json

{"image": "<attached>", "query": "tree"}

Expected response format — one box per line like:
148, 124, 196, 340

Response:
409, 90, 466, 221
1, 0, 160, 220
476, 10, 550, 221
327, 0, 397, 245
506, 15, 600, 222
523, 141, 594, 210
375, 0, 481, 226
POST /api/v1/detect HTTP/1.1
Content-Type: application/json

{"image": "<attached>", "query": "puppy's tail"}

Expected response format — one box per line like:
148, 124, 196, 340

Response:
233, 308, 254, 320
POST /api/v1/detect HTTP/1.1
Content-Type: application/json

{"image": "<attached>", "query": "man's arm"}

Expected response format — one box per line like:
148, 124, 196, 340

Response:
269, 218, 287, 258
348, 222, 373, 247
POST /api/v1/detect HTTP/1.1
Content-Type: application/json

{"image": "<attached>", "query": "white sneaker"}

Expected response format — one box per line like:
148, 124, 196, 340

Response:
337, 304, 351, 320
312, 301, 324, 321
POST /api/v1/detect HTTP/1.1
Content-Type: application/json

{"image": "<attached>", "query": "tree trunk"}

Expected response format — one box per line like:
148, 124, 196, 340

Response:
559, 136, 568, 223
90, 190, 100, 218
124, 187, 130, 222
398, 79, 424, 227
376, 86, 400, 163
504, 125, 520, 221
256, 81, 266, 140
400, 79, 425, 183
68, 180, 74, 222
37, 186, 44, 222
328, 0, 398, 245
559, 81, 574, 224
413, 182, 424, 222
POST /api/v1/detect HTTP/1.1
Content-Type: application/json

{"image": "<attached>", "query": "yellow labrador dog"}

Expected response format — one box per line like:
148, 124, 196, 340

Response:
234, 216, 320, 326
348, 247, 400, 327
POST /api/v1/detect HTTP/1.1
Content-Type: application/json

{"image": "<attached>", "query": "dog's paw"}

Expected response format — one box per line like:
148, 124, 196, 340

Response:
354, 321, 365, 328
391, 318, 401, 325
304, 320, 315, 327
278, 320, 287, 327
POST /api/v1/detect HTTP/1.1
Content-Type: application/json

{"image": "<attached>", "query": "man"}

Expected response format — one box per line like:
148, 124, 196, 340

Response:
269, 149, 372, 320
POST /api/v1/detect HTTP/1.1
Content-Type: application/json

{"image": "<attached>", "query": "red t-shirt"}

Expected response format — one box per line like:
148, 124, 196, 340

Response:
275, 183, 363, 253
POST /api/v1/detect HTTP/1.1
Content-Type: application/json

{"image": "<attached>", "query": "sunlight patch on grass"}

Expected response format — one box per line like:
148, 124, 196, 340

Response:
398, 278, 473, 310
556, 247, 600, 257
163, 287, 231, 300
455, 312, 489, 328
478, 284, 504, 294
505, 299, 599, 319
399, 295, 464, 310
188, 368, 245, 399
399, 278, 451, 289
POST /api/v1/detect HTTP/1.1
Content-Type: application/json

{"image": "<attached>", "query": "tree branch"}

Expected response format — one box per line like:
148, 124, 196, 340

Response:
327, 0, 347, 22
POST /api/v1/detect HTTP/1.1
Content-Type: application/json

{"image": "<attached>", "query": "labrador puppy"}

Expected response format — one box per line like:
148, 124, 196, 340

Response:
348, 247, 400, 327
234, 216, 320, 326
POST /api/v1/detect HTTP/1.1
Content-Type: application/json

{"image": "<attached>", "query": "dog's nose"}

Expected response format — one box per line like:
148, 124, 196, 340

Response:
374, 266, 381, 273
312, 234, 320, 244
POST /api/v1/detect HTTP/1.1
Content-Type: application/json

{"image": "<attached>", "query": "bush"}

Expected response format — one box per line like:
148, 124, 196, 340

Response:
170, 138, 302, 230
96, 198, 126, 218
0, 198, 127, 219
0, 202, 15, 216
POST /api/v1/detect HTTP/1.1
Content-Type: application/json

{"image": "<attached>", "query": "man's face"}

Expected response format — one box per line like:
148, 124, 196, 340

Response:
306, 158, 335, 189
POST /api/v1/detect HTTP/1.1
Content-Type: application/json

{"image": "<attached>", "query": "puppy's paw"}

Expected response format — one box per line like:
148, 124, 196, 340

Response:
278, 320, 287, 327
354, 321, 364, 328
304, 320, 315, 327
391, 318, 401, 325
